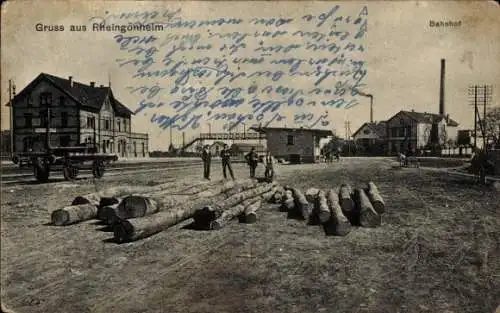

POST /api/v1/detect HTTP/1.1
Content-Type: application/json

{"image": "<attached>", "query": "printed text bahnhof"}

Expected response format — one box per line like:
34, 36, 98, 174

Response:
35, 23, 165, 33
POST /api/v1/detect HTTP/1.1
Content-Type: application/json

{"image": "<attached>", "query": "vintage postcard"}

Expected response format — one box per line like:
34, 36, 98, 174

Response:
1, 1, 499, 313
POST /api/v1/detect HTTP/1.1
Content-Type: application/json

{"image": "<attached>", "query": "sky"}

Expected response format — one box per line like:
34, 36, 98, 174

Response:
1, 1, 499, 151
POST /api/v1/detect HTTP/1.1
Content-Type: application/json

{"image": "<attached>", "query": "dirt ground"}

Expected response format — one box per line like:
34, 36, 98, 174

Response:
1, 158, 499, 313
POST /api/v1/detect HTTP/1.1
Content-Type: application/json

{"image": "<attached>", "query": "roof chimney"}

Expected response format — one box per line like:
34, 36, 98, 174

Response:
90, 82, 95, 87
439, 59, 445, 115
68, 76, 73, 88
100, 84, 104, 88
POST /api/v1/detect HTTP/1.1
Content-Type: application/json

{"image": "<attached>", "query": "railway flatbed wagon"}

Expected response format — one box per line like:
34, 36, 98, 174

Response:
27, 147, 118, 183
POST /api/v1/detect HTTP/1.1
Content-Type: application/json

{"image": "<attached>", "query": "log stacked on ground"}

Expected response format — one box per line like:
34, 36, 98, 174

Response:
70, 179, 199, 209
210, 198, 260, 230
281, 190, 295, 212
354, 188, 381, 228
290, 188, 313, 221
324, 189, 351, 236
193, 183, 275, 227
315, 190, 331, 224
113, 182, 268, 243
210, 186, 277, 229
305, 188, 320, 203
243, 200, 262, 224
339, 184, 354, 212
365, 182, 385, 214
244, 187, 277, 223
108, 179, 257, 223
272, 186, 286, 204
51, 203, 98, 226
98, 200, 123, 225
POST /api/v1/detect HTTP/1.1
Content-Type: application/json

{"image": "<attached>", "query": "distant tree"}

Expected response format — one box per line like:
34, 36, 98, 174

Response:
484, 106, 500, 148
323, 135, 343, 153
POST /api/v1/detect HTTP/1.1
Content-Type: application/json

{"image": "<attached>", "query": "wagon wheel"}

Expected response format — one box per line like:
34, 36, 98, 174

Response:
92, 160, 105, 178
63, 164, 79, 181
33, 157, 50, 183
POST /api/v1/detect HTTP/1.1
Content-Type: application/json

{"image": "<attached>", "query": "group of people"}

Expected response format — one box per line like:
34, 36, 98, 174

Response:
201, 144, 275, 181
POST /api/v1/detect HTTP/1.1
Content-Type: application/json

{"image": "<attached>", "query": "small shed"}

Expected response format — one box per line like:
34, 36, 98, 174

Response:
250, 127, 333, 163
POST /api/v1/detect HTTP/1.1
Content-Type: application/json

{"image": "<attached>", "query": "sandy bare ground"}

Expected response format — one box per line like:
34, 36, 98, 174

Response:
1, 158, 499, 313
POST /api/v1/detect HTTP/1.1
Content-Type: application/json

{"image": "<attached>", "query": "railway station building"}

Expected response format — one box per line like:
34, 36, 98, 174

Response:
7, 73, 149, 158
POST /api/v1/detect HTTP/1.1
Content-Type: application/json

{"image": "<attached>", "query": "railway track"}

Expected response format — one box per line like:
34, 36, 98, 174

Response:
1, 160, 214, 185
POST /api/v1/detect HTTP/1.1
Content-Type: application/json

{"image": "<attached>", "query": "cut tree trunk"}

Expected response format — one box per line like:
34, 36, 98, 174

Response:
113, 182, 268, 243
339, 184, 355, 212
98, 201, 123, 225
116, 196, 160, 220
325, 189, 352, 236
113, 179, 257, 220
243, 199, 262, 224
210, 197, 261, 230
70, 180, 187, 207
281, 189, 295, 212
366, 181, 385, 214
291, 188, 313, 221
72, 194, 100, 206
315, 190, 331, 224
305, 188, 320, 203
354, 188, 381, 227
51, 203, 98, 226
193, 183, 274, 226
272, 186, 285, 204
100, 196, 120, 208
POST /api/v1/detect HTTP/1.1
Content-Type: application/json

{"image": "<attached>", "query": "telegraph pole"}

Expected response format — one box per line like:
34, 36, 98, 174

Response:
469, 84, 492, 151
8, 80, 15, 156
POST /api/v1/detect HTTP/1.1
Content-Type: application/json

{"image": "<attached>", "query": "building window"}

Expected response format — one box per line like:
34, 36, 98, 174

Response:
40, 92, 52, 106
398, 127, 405, 137
40, 110, 48, 128
142, 142, 145, 157
24, 113, 33, 128
87, 116, 95, 129
105, 119, 110, 130
59, 96, 65, 106
391, 128, 397, 137
287, 134, 295, 145
117, 120, 121, 132
124, 120, 127, 132
399, 118, 405, 125
27, 95, 33, 107
61, 112, 68, 128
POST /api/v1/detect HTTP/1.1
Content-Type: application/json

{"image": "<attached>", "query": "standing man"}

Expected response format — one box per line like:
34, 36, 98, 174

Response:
264, 150, 275, 181
201, 145, 211, 180
220, 144, 235, 180
245, 147, 259, 178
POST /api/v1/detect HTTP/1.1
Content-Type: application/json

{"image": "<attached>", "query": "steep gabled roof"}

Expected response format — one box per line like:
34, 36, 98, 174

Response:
390, 110, 459, 127
352, 121, 387, 138
10, 73, 134, 117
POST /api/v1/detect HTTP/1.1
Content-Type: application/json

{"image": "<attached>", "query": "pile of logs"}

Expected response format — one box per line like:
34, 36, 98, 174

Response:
49, 178, 386, 242
50, 179, 278, 243
269, 181, 386, 236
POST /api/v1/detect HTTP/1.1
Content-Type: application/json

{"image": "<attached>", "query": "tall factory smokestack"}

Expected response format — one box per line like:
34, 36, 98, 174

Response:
439, 59, 445, 115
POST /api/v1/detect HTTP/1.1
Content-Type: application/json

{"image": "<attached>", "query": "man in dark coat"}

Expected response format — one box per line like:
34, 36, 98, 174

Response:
245, 147, 259, 178
220, 144, 235, 180
201, 145, 211, 180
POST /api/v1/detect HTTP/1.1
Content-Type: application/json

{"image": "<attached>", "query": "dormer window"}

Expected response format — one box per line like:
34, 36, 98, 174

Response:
27, 95, 34, 107
40, 92, 52, 106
